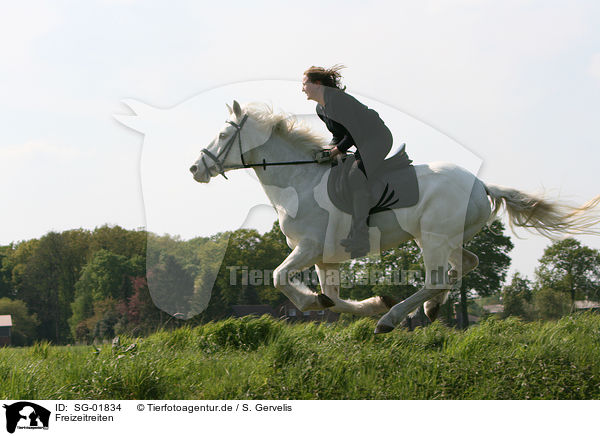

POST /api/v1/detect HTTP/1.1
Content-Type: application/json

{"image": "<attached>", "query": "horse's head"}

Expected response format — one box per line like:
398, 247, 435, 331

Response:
190, 100, 271, 183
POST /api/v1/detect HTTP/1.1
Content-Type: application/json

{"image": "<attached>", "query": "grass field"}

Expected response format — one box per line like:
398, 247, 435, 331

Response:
1, 313, 600, 400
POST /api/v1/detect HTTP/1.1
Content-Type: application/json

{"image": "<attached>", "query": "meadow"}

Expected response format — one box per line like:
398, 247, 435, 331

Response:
1, 313, 600, 400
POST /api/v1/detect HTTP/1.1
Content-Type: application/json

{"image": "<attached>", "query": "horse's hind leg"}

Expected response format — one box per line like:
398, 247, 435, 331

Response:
423, 247, 479, 322
448, 247, 479, 283
314, 263, 390, 316
375, 232, 453, 333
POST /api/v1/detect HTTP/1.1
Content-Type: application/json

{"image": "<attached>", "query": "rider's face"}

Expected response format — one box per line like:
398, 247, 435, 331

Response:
302, 75, 321, 102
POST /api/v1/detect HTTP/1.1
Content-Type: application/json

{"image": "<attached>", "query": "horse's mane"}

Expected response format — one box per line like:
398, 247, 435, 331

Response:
244, 103, 327, 153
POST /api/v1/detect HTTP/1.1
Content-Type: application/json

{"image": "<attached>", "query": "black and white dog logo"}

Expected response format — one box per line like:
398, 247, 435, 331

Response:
3, 402, 50, 434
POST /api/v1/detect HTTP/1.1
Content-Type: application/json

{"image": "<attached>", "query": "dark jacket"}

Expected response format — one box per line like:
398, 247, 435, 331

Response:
316, 104, 355, 153
315, 86, 392, 178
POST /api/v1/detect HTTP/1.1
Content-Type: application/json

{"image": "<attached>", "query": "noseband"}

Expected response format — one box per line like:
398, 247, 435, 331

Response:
200, 113, 319, 180
200, 114, 249, 180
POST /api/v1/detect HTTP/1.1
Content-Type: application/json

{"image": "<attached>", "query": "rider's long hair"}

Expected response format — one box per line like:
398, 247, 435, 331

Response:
304, 64, 347, 90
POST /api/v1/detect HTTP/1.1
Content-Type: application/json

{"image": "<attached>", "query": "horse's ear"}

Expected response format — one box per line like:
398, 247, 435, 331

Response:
226, 103, 233, 115
232, 100, 242, 118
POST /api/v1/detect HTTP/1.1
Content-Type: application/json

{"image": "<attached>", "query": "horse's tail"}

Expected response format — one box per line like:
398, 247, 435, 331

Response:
485, 184, 600, 239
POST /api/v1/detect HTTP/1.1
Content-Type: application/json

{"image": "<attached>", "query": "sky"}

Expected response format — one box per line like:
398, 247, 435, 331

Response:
2, 0, 600, 282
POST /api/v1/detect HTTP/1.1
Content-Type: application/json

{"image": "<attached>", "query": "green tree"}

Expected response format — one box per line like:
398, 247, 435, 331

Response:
535, 238, 600, 305
91, 298, 120, 339
501, 272, 533, 319
75, 250, 131, 302
0, 245, 14, 299
218, 228, 263, 309
5, 239, 40, 302
70, 250, 142, 338
90, 225, 146, 259
147, 253, 195, 318
70, 292, 94, 342
19, 231, 90, 343
0, 298, 40, 345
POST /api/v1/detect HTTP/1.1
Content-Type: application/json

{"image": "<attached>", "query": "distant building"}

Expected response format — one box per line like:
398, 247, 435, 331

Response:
574, 300, 600, 311
0, 315, 12, 346
483, 300, 600, 315
483, 304, 504, 314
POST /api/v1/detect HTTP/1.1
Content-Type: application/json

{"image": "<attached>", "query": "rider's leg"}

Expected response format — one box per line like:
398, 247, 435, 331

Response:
340, 159, 370, 258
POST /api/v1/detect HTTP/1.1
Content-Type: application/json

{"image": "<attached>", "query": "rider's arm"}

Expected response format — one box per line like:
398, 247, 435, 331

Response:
334, 134, 353, 153
317, 109, 355, 153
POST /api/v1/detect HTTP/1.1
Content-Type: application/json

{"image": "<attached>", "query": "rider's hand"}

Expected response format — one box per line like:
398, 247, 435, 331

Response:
330, 147, 344, 159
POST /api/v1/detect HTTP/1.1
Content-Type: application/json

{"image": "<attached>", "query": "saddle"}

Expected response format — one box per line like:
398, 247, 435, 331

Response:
326, 144, 419, 225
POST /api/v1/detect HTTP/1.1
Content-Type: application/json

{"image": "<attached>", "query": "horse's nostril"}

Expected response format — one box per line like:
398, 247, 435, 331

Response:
190, 165, 197, 174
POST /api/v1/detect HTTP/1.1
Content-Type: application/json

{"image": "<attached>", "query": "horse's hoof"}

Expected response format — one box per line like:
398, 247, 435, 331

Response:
380, 295, 400, 310
317, 294, 335, 308
374, 323, 395, 334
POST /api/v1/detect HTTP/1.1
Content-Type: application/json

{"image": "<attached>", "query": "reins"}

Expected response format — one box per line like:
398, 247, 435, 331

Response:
201, 114, 320, 180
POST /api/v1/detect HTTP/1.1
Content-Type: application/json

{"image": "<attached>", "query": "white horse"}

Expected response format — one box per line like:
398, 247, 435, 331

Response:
190, 100, 600, 333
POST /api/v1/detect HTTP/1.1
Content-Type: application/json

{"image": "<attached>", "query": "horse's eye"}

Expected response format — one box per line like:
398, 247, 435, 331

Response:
219, 133, 226, 139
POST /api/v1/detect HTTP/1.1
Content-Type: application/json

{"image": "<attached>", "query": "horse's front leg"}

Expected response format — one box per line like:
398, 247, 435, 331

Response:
273, 239, 334, 312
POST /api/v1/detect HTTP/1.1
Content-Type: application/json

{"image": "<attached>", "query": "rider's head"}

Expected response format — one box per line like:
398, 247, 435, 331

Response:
303, 64, 346, 89
302, 64, 346, 103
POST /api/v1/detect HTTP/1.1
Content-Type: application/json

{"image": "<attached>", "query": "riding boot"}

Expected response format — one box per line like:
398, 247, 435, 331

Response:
340, 188, 371, 258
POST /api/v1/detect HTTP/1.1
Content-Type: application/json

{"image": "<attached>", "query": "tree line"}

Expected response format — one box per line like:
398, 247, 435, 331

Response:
502, 238, 600, 320
0, 221, 599, 345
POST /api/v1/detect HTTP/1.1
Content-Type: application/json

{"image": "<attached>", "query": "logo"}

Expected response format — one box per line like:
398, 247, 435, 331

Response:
3, 402, 50, 434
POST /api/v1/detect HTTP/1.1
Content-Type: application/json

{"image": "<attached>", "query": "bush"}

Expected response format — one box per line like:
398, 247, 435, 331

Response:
201, 316, 281, 350
534, 288, 571, 320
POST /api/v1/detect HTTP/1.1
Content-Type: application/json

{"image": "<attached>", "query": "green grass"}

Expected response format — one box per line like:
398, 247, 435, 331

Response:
2, 313, 600, 399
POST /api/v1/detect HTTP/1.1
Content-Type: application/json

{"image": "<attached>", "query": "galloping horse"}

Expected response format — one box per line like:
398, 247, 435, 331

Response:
190, 100, 600, 333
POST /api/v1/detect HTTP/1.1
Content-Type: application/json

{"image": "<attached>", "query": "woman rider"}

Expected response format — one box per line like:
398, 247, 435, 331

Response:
302, 65, 395, 258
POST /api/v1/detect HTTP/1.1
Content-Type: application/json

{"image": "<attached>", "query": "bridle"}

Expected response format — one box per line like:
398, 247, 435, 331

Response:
200, 114, 320, 180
